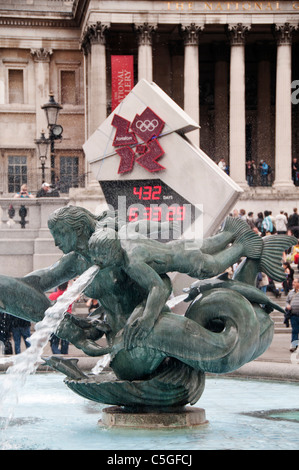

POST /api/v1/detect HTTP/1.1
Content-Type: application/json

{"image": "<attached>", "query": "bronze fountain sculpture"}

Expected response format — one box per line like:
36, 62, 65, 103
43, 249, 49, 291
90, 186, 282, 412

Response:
0, 205, 296, 416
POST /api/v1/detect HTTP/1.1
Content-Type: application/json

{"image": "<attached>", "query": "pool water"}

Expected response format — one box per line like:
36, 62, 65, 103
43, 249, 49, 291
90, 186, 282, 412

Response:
0, 373, 298, 450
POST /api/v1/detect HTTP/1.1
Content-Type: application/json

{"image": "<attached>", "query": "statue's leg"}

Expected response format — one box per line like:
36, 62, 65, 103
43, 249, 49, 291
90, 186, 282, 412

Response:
0, 275, 51, 322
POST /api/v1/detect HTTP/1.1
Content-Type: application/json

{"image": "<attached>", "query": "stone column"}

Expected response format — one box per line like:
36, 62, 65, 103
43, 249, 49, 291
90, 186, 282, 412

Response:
30, 48, 52, 138
82, 22, 110, 137
256, 43, 272, 168
135, 23, 156, 82
273, 23, 296, 190
213, 43, 229, 163
181, 23, 204, 146
81, 22, 110, 188
0, 59, 5, 104
227, 23, 250, 187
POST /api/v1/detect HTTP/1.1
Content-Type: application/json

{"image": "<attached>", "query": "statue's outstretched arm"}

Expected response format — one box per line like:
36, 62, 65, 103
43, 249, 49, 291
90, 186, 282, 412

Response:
23, 251, 85, 292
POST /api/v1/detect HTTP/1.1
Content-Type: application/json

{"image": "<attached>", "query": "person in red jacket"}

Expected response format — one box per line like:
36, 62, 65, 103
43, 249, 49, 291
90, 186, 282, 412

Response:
49, 282, 73, 354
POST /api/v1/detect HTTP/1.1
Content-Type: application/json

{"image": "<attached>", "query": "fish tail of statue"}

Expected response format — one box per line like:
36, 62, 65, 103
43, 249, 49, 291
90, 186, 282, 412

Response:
199, 218, 263, 278
259, 234, 298, 282
222, 216, 263, 259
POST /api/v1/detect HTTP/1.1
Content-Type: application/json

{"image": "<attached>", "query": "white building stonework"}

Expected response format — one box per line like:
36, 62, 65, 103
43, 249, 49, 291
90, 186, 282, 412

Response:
0, 0, 299, 212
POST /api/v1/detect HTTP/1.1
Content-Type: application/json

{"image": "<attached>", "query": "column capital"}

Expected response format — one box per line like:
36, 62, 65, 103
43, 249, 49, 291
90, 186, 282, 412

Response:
80, 22, 110, 54
274, 23, 297, 45
134, 23, 157, 46
181, 23, 204, 46
227, 23, 251, 46
30, 48, 53, 62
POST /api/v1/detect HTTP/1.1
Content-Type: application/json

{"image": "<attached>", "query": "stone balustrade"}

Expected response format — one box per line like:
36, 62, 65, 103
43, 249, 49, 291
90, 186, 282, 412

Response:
0, 197, 69, 230
0, 197, 69, 277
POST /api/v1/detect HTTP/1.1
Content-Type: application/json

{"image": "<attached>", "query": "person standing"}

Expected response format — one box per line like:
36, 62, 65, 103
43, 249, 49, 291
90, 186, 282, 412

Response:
218, 158, 227, 172
259, 160, 269, 186
257, 272, 269, 294
275, 210, 288, 234
292, 158, 299, 186
36, 182, 60, 198
0, 313, 13, 355
282, 262, 294, 295
246, 161, 254, 186
261, 210, 273, 236
285, 278, 299, 352
255, 212, 264, 233
288, 208, 299, 239
48, 282, 73, 354
11, 317, 31, 354
14, 184, 35, 199
246, 211, 255, 229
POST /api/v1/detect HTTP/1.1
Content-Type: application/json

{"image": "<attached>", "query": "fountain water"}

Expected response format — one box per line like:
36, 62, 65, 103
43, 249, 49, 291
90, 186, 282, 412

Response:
0, 373, 299, 450
0, 265, 99, 430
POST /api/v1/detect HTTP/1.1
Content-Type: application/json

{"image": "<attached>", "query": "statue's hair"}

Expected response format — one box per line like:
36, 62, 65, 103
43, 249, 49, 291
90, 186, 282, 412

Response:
48, 206, 118, 237
89, 227, 123, 261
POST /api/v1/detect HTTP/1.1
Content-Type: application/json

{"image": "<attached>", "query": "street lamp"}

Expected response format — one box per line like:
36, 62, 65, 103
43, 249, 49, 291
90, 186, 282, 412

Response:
35, 131, 49, 182
41, 92, 63, 184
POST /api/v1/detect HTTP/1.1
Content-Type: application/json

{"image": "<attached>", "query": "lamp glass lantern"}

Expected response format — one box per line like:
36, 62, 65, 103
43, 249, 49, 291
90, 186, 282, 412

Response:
41, 92, 63, 127
35, 131, 49, 162
35, 131, 50, 181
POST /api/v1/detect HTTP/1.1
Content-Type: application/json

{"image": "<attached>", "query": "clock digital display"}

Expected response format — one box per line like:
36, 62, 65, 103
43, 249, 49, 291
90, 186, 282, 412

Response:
100, 179, 199, 240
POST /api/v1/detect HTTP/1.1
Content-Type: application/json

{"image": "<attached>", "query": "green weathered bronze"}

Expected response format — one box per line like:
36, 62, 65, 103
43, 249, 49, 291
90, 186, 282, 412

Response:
0, 206, 296, 409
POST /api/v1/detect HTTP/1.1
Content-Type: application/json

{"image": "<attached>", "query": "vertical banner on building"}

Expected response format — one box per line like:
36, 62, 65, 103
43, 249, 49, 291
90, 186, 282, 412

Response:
111, 55, 134, 110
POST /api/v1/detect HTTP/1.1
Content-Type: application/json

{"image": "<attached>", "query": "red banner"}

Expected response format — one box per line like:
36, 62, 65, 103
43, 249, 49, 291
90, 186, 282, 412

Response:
111, 55, 134, 111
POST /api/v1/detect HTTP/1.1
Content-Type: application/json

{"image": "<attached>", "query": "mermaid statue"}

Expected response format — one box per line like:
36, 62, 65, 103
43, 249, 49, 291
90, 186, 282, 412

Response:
0, 206, 296, 409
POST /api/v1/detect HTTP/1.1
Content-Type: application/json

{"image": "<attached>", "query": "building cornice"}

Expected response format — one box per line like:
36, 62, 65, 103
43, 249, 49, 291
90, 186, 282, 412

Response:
0, 1, 299, 31
0, 16, 76, 28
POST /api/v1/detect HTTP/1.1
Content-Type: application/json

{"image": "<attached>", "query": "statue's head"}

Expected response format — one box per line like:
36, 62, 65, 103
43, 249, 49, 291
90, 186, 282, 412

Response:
48, 205, 99, 255
89, 226, 124, 268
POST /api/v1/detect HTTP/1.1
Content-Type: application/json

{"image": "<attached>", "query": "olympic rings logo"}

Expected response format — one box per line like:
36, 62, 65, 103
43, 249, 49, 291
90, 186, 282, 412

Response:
135, 119, 159, 133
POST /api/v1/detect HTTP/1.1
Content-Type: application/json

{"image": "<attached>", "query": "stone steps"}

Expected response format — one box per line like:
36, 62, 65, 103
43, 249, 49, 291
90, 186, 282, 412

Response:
267, 289, 289, 333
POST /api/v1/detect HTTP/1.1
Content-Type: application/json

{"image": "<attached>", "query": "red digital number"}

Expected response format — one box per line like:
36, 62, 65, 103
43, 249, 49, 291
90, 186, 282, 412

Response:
128, 207, 139, 222
152, 186, 162, 200
133, 187, 143, 199
152, 206, 162, 222
177, 206, 186, 221
166, 206, 186, 221
145, 207, 152, 220
166, 206, 175, 221
143, 186, 152, 200
133, 185, 161, 200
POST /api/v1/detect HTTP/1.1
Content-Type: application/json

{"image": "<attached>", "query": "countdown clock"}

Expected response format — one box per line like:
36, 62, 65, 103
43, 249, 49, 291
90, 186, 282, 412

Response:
100, 179, 200, 240
84, 79, 242, 239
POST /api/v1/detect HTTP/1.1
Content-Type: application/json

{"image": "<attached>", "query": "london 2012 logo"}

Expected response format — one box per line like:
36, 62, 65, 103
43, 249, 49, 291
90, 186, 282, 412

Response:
111, 107, 166, 174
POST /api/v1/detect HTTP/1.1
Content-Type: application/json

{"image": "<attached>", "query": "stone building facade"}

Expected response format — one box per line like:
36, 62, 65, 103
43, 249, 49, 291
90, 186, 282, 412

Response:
0, 0, 299, 212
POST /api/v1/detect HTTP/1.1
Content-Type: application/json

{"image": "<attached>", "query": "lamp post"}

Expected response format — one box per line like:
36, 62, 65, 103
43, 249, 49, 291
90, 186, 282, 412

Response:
35, 131, 49, 182
41, 92, 63, 184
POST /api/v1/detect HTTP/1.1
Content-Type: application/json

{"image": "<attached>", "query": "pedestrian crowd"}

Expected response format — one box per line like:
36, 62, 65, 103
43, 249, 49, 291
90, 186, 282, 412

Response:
14, 181, 60, 199
230, 207, 299, 352
218, 158, 274, 186
0, 282, 102, 357
245, 160, 273, 187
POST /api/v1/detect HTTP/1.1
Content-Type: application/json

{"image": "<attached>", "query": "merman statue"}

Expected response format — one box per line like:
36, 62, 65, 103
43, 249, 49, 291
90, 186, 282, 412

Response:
0, 206, 296, 408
